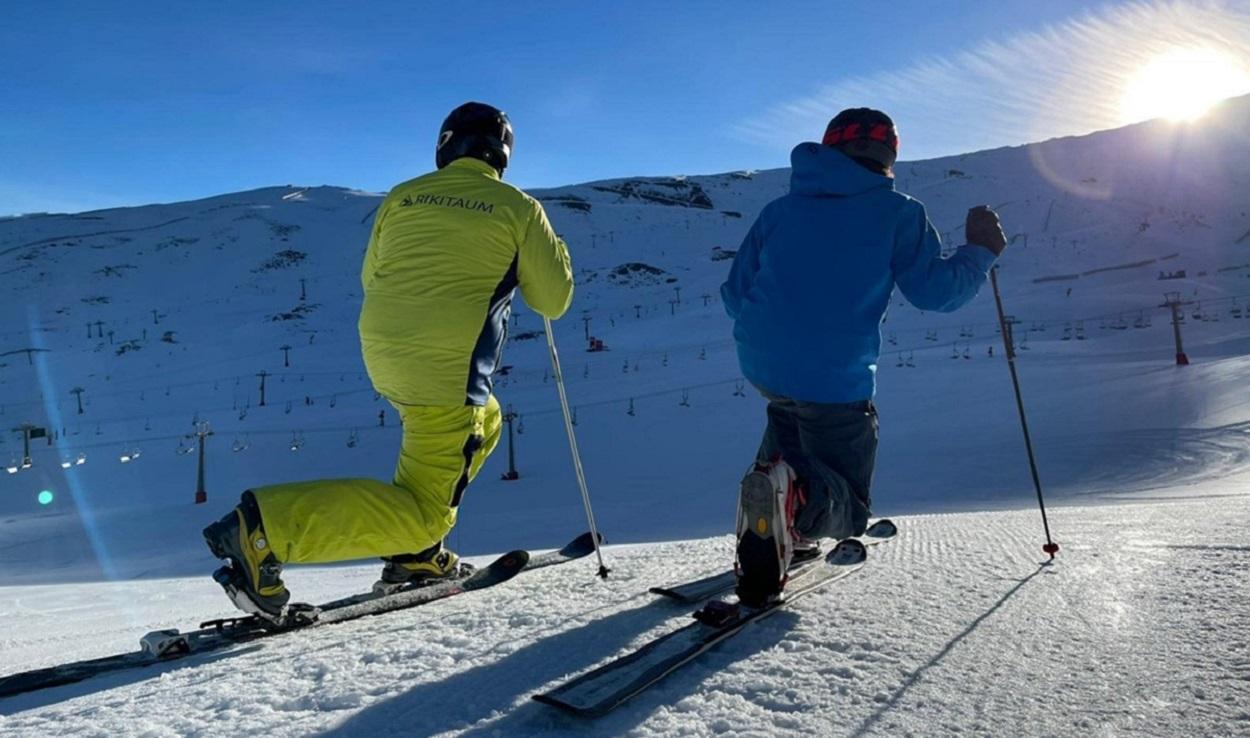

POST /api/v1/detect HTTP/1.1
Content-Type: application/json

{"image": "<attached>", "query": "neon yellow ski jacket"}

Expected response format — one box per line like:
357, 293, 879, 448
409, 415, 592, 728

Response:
359, 157, 574, 407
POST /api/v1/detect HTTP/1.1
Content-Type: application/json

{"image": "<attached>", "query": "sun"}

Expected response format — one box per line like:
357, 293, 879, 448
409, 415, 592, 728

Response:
1120, 47, 1250, 124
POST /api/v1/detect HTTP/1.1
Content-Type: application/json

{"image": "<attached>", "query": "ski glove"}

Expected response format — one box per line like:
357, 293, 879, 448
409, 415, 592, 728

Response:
966, 205, 1006, 256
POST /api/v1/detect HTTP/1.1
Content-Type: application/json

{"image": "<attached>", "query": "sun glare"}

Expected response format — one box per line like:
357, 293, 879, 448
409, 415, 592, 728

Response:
1121, 47, 1250, 124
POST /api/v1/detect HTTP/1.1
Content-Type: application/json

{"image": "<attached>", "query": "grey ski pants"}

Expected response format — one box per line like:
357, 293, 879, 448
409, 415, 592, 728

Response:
755, 389, 879, 540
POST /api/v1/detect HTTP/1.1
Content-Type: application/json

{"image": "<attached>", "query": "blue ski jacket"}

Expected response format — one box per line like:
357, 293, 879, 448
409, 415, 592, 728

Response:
721, 143, 999, 403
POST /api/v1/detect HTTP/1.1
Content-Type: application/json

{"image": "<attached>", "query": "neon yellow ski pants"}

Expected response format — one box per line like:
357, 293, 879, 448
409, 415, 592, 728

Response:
251, 396, 502, 564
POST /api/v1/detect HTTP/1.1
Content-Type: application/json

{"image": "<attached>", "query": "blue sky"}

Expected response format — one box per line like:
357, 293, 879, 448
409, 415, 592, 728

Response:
2, 1, 1249, 214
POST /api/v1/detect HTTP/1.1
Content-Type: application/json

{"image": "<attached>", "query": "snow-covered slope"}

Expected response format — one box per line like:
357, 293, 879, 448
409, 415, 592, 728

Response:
2, 488, 1248, 736
1, 97, 1249, 734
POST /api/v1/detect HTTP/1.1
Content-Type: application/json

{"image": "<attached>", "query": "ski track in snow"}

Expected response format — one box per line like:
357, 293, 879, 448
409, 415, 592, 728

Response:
2, 490, 1248, 737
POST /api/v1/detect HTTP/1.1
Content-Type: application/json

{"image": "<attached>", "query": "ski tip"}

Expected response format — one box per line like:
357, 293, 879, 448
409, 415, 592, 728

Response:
560, 531, 605, 557
827, 538, 868, 565
495, 549, 531, 572
864, 518, 898, 539
532, 692, 610, 718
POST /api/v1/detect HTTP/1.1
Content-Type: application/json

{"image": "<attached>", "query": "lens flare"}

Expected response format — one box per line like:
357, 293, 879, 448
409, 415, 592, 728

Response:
38, 490, 54, 505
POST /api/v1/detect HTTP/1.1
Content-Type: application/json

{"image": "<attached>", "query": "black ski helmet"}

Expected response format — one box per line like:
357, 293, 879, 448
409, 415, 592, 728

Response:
436, 102, 514, 174
822, 108, 899, 174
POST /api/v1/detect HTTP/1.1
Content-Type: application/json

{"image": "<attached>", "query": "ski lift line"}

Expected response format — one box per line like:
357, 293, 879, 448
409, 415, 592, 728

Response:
102, 367, 370, 396
0, 298, 1208, 421
6, 281, 1242, 421
48, 344, 278, 393
8, 347, 366, 404
536, 288, 1245, 365
3, 271, 371, 342
0, 368, 377, 416
0, 379, 366, 415
7, 386, 380, 437
19, 432, 192, 458
507, 375, 750, 419
30, 419, 396, 457
21, 308, 1239, 458
9, 289, 1248, 422
34, 327, 1067, 440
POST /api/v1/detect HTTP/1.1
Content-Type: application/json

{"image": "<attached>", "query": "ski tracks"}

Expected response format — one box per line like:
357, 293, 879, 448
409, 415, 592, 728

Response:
3, 498, 1249, 737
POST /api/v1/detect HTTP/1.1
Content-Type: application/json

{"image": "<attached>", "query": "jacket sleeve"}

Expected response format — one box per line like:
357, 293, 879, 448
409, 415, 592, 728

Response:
517, 198, 575, 318
891, 202, 997, 313
360, 199, 387, 292
721, 212, 766, 320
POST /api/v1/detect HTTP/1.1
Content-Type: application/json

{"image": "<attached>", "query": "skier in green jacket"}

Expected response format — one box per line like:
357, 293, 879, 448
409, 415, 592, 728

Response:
204, 102, 575, 623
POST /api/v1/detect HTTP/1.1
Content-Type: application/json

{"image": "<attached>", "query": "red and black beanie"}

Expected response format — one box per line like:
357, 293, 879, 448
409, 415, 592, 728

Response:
822, 108, 899, 173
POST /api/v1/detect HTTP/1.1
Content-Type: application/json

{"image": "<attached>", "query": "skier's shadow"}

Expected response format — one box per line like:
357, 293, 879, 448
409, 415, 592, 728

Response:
320, 595, 796, 737
848, 563, 1052, 738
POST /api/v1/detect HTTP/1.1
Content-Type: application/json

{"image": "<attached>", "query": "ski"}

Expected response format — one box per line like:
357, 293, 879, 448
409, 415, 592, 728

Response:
535, 537, 871, 718
649, 518, 896, 604
524, 531, 601, 571
0, 532, 600, 700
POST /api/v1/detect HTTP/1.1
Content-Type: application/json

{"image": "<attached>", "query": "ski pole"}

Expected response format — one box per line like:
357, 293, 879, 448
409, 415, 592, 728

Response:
989, 266, 1059, 560
544, 316, 611, 578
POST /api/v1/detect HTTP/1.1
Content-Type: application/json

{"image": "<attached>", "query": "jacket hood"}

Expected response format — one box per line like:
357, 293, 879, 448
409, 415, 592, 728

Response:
790, 142, 893, 197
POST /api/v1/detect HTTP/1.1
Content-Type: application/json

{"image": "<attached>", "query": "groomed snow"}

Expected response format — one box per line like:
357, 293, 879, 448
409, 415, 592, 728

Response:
2, 487, 1249, 736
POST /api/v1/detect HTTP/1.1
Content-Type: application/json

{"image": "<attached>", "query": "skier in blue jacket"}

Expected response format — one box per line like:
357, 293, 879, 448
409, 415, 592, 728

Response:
722, 108, 1007, 606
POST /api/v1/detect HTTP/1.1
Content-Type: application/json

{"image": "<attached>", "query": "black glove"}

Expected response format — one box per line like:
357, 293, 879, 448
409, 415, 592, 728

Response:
966, 205, 1006, 256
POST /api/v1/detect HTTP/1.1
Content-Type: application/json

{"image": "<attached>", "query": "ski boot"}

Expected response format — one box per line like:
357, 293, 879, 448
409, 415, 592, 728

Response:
792, 532, 822, 563
373, 540, 474, 595
734, 460, 800, 608
203, 491, 292, 624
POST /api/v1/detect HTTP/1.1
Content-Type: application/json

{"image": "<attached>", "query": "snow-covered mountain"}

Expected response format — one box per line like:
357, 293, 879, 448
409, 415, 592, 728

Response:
1, 96, 1248, 736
